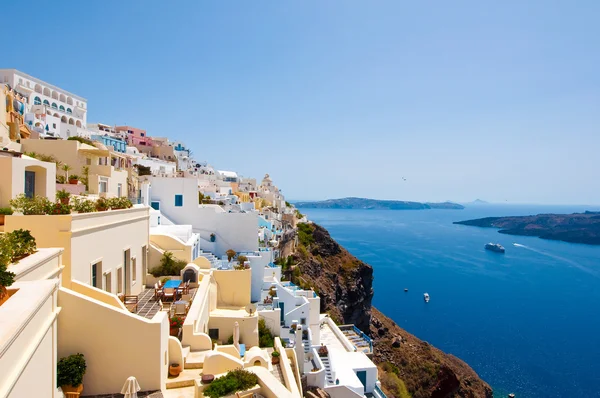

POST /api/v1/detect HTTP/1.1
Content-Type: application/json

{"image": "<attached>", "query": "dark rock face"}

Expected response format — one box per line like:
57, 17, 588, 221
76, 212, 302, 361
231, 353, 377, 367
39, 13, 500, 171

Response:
294, 222, 493, 398
296, 223, 373, 331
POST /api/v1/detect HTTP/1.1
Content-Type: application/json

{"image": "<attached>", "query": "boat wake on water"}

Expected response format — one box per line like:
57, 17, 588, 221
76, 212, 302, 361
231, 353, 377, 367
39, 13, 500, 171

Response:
513, 243, 598, 277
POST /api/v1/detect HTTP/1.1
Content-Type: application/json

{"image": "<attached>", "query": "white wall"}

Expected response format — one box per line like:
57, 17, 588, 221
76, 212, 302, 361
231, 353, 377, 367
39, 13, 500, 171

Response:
70, 208, 150, 296
149, 177, 259, 256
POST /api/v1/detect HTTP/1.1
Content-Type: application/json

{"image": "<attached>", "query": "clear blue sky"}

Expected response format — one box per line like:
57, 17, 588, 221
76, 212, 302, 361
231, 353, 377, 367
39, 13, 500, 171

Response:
5, 1, 599, 204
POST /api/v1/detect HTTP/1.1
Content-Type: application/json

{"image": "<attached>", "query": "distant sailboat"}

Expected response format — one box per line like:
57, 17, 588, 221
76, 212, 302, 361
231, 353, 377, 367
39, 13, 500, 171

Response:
424, 293, 430, 303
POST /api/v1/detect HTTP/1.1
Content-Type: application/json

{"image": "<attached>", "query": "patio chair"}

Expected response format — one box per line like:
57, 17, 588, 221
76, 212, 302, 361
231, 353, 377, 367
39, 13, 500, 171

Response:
158, 299, 171, 312
123, 295, 138, 313
174, 302, 187, 316
154, 283, 163, 300
162, 288, 176, 301
185, 280, 191, 294
177, 284, 185, 296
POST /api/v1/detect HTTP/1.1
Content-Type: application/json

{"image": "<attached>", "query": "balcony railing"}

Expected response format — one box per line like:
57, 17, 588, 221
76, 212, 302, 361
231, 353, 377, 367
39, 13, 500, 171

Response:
374, 385, 388, 398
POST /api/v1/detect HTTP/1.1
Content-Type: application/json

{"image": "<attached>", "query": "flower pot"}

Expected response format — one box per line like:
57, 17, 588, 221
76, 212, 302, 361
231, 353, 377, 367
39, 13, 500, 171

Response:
170, 327, 180, 337
169, 363, 182, 377
61, 384, 83, 394
69, 179, 79, 185
60, 198, 70, 205
0, 215, 4, 226
271, 356, 280, 365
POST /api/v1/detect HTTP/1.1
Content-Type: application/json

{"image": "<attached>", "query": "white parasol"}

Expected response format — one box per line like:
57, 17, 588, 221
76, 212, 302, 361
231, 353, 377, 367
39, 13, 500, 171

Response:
120, 376, 141, 398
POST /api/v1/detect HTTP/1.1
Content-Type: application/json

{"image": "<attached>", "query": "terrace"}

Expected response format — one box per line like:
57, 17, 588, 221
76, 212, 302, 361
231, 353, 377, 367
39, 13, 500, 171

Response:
339, 324, 373, 355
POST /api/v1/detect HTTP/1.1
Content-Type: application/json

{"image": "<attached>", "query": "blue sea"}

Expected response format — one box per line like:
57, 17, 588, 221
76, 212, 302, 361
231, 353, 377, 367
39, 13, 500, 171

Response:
301, 205, 600, 398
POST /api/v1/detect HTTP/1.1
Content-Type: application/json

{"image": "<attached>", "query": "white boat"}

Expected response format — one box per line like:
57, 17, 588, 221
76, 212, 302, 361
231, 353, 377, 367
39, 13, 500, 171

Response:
424, 293, 430, 302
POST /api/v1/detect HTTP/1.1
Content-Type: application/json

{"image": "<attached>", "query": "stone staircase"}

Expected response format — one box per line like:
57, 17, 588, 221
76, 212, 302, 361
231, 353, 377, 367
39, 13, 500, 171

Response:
198, 251, 221, 268
165, 345, 209, 389
320, 355, 334, 385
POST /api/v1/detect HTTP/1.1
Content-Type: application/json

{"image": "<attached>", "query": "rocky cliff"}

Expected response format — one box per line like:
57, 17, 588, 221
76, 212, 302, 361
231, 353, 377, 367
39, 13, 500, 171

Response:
289, 222, 492, 398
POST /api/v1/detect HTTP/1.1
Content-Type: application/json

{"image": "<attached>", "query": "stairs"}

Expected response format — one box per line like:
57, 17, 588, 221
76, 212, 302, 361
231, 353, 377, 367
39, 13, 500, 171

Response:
198, 251, 221, 268
320, 356, 334, 385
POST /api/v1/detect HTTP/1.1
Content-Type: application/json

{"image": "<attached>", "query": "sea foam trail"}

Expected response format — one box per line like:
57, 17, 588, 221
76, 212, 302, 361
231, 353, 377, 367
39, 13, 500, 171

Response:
513, 242, 598, 277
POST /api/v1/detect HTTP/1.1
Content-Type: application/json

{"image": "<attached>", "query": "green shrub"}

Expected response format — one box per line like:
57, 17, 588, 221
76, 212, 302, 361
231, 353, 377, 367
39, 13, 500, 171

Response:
203, 369, 258, 398
57, 353, 87, 387
107, 197, 133, 210
68, 174, 79, 181
48, 202, 71, 215
9, 194, 52, 215
150, 252, 187, 277
1, 229, 36, 262
0, 207, 13, 215
380, 370, 411, 398
237, 255, 248, 265
258, 318, 274, 347
297, 223, 314, 247
227, 335, 234, 344
71, 197, 96, 213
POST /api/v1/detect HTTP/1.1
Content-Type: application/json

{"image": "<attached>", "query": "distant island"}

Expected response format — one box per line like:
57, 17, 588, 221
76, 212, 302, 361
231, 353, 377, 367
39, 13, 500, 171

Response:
466, 199, 489, 205
454, 211, 600, 245
295, 197, 465, 210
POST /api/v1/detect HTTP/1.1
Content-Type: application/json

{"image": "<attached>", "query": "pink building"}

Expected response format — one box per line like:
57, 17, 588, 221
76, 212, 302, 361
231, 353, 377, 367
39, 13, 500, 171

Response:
115, 125, 153, 146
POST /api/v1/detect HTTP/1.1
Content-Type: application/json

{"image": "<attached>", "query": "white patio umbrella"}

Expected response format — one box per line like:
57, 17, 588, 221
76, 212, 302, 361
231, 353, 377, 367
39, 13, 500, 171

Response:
120, 376, 141, 398
234, 321, 240, 352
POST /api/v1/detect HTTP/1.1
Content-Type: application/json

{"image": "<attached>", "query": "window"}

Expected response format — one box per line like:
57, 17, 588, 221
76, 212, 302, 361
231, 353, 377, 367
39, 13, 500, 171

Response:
92, 263, 97, 287
151, 201, 160, 210
208, 328, 219, 340
66, 108, 72, 113
18, 78, 22, 84
99, 177, 108, 193
301, 318, 306, 325
117, 267, 123, 294
59, 105, 65, 111
117, 184, 122, 197
43, 100, 50, 106
53, 124, 56, 129
104, 272, 112, 293
141, 133, 145, 137
128, 130, 133, 134
175, 195, 183, 207
51, 102, 57, 109
34, 96, 41, 105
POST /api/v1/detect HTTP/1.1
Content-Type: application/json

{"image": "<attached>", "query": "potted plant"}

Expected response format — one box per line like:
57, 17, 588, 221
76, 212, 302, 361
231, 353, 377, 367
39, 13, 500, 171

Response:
170, 315, 184, 337
95, 197, 109, 212
237, 255, 248, 266
169, 362, 182, 377
56, 190, 71, 205
68, 174, 79, 185
271, 350, 280, 364
49, 202, 71, 215
318, 345, 328, 358
226, 249, 236, 262
57, 353, 87, 395
302, 329, 309, 339
210, 233, 216, 242
0, 207, 13, 226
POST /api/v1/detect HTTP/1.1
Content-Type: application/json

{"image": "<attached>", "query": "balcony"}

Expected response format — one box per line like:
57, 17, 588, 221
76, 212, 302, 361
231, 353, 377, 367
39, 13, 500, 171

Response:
89, 163, 112, 177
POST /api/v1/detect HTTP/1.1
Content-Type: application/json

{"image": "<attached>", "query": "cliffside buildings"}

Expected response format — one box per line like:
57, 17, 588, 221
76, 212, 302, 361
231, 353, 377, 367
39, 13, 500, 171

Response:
0, 69, 385, 398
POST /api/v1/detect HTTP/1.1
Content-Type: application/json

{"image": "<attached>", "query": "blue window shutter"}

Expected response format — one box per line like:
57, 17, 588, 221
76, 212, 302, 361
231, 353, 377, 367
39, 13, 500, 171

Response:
175, 195, 183, 207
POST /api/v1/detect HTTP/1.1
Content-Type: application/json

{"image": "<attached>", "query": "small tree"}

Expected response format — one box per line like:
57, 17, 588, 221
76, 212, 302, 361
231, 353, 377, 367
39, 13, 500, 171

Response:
61, 164, 72, 181
237, 255, 248, 266
226, 249, 236, 262
0, 237, 15, 303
